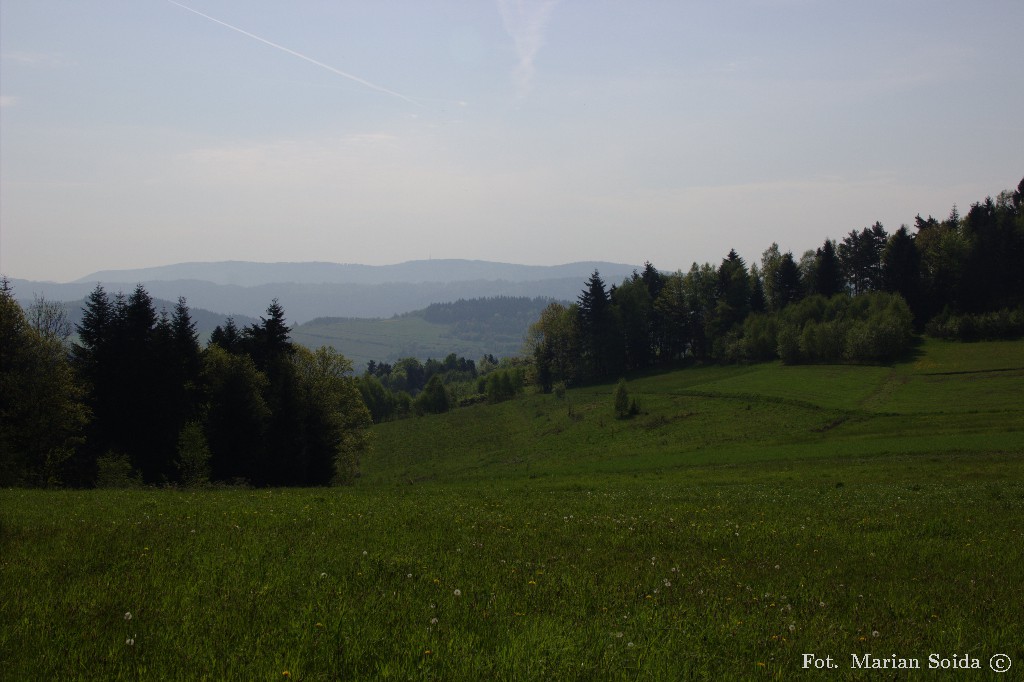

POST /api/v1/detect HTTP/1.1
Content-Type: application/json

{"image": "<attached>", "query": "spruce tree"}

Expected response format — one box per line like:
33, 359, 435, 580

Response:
774, 253, 804, 308
209, 317, 240, 353
813, 239, 844, 297
577, 270, 622, 378
881, 226, 922, 319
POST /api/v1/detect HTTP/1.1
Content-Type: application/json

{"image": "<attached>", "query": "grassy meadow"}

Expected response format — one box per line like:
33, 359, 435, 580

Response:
2, 338, 1023, 679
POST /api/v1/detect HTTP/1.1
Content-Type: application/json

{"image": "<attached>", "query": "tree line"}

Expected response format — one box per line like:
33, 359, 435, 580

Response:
0, 281, 369, 488
357, 353, 527, 423
529, 179, 1024, 389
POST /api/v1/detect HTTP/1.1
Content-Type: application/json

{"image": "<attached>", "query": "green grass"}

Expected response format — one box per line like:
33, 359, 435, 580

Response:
2, 338, 1023, 679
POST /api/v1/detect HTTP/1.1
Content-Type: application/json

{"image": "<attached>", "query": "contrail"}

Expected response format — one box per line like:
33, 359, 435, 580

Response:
497, 0, 558, 97
166, 0, 419, 105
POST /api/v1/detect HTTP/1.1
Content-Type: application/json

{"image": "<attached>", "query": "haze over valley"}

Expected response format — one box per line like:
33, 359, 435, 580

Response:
10, 259, 638, 324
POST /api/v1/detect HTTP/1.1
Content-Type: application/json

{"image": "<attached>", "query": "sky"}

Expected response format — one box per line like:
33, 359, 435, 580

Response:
1, 0, 1022, 283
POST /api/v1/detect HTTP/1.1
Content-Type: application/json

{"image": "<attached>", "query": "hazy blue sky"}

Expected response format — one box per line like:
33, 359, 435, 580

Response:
2, 0, 1021, 282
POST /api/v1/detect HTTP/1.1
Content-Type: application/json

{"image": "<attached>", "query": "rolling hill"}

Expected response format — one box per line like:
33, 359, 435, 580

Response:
364, 337, 1024, 485
290, 296, 558, 369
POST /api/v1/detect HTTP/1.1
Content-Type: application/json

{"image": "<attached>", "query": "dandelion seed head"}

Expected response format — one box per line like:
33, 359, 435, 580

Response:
872, 630, 880, 638
453, 589, 461, 597
124, 612, 132, 621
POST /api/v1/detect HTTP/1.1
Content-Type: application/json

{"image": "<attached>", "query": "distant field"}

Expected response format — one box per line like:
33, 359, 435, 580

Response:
291, 315, 480, 369
290, 313, 527, 369
2, 338, 1022, 679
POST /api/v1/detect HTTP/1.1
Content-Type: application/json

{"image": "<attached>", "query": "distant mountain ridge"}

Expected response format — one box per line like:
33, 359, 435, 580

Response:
73, 259, 640, 287
14, 259, 641, 324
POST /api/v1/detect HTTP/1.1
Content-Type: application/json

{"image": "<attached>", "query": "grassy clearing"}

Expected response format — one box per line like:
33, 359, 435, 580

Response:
2, 338, 1023, 679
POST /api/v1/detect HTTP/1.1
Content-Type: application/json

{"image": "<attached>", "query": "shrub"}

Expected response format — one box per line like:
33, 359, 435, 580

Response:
176, 422, 211, 487
740, 314, 778, 362
843, 297, 913, 363
800, 319, 848, 363
776, 324, 802, 365
613, 379, 630, 418
926, 307, 1024, 341
413, 375, 450, 415
95, 451, 141, 489
774, 292, 914, 365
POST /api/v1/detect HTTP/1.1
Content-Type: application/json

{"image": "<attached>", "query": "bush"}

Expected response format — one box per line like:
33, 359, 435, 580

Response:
483, 368, 524, 404
177, 422, 211, 487
776, 324, 802, 365
843, 297, 913, 363
613, 379, 630, 418
800, 319, 848, 363
553, 381, 567, 400
774, 292, 914, 365
95, 451, 141, 488
926, 307, 1024, 341
413, 375, 450, 415
740, 314, 778, 362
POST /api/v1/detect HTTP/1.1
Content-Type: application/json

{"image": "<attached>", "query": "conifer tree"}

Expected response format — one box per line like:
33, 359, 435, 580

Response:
774, 253, 804, 308
813, 239, 844, 297
577, 270, 622, 378
210, 317, 241, 353
881, 226, 922, 319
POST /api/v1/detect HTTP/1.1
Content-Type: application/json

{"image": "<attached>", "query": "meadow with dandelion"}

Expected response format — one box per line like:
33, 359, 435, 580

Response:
2, 338, 1022, 679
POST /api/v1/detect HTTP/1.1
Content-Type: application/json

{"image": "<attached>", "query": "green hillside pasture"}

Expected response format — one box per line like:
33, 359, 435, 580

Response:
909, 337, 1024, 374
365, 340, 1024, 485
3, 465, 1023, 680
639, 337, 1023, 415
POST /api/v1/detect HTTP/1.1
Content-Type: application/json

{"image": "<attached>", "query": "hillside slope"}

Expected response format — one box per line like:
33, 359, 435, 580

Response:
291, 296, 556, 368
365, 338, 1024, 485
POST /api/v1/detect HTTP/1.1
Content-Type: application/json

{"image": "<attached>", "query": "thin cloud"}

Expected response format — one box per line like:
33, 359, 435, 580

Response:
1, 51, 66, 67
497, 0, 558, 97
166, 0, 419, 106
0, 96, 19, 108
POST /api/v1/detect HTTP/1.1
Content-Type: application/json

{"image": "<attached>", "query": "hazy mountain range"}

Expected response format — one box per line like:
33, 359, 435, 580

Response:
11, 259, 640, 324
